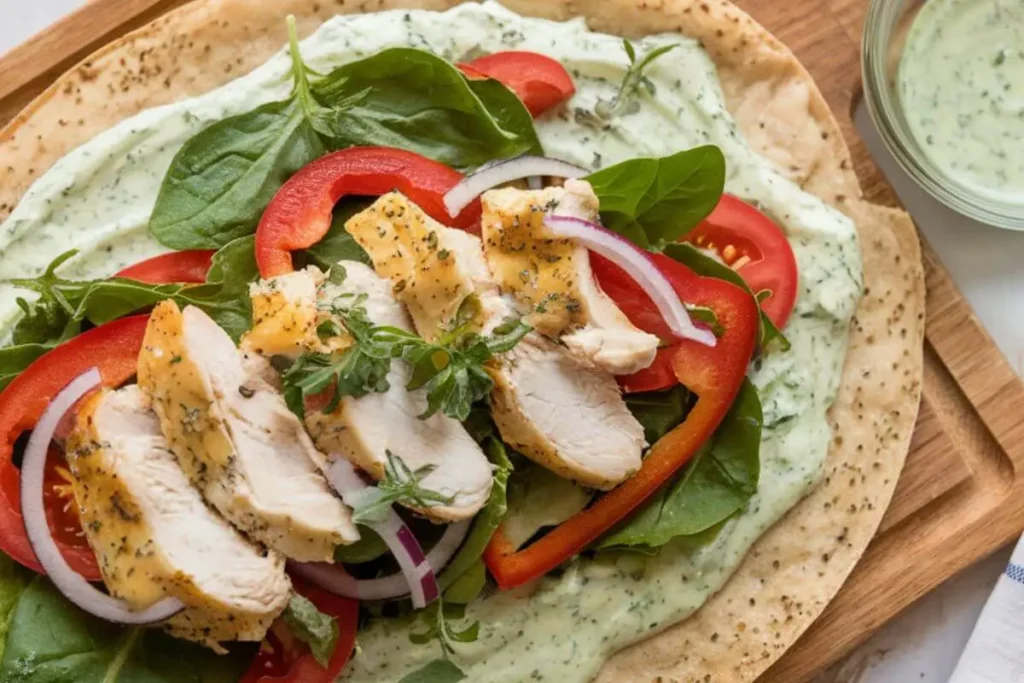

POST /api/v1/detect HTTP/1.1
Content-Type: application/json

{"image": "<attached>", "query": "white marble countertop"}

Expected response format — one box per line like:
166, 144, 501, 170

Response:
2, 4, 1020, 682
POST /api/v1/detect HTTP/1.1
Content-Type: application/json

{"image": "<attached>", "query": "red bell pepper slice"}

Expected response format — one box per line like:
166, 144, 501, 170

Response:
114, 250, 215, 284
0, 315, 150, 580
458, 51, 576, 117
483, 255, 758, 589
254, 147, 479, 278
241, 578, 359, 683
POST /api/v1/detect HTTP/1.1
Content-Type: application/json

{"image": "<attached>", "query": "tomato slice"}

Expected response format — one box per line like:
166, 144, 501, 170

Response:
241, 579, 358, 683
0, 316, 149, 579
114, 250, 215, 284
254, 146, 477, 278
683, 194, 798, 329
458, 51, 576, 117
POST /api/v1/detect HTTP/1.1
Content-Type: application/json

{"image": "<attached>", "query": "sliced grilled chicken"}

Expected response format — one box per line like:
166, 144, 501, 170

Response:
66, 386, 290, 650
250, 262, 493, 521
346, 193, 645, 489
481, 179, 660, 375
244, 268, 323, 358
137, 300, 359, 561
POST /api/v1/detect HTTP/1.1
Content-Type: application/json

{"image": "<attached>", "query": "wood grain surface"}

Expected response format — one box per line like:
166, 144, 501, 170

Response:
3, 1, 1024, 681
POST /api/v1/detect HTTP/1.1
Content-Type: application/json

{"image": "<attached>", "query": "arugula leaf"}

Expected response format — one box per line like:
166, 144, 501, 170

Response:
597, 378, 762, 550
586, 146, 726, 249
399, 659, 466, 683
593, 40, 678, 122
663, 242, 790, 352
349, 452, 454, 524
409, 597, 479, 658
438, 430, 512, 592
282, 593, 339, 668
624, 384, 694, 446
312, 48, 541, 169
0, 577, 251, 682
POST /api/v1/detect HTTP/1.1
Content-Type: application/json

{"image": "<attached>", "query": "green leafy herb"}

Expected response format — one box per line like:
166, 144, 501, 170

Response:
442, 559, 486, 605
283, 296, 530, 422
350, 452, 454, 524
409, 597, 480, 658
149, 18, 329, 249
0, 344, 49, 392
586, 146, 726, 249
333, 527, 389, 564
399, 659, 466, 683
282, 593, 339, 668
0, 577, 251, 682
663, 242, 790, 352
0, 552, 29, 662
598, 378, 762, 551
312, 48, 542, 170
149, 25, 541, 250
624, 384, 694, 446
593, 40, 678, 122
438, 433, 513, 592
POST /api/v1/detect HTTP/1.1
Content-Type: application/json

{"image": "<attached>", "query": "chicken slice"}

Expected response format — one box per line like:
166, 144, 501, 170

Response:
249, 262, 493, 521
481, 179, 659, 375
66, 386, 290, 650
137, 300, 358, 561
346, 193, 645, 489
244, 268, 322, 358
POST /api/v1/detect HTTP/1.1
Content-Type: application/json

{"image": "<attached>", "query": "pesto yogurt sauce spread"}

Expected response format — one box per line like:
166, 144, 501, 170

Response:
899, 0, 1024, 205
0, 3, 862, 681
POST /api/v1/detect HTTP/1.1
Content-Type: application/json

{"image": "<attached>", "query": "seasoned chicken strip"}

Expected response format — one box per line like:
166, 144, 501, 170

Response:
249, 263, 493, 521
481, 180, 659, 375
137, 300, 358, 561
346, 193, 645, 489
66, 387, 290, 651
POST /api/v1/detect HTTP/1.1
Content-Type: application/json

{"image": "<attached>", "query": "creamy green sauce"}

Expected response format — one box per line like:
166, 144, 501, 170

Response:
0, 3, 862, 681
899, 0, 1024, 204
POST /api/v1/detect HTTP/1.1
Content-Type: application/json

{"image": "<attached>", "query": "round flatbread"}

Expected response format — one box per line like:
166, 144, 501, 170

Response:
0, 1, 925, 680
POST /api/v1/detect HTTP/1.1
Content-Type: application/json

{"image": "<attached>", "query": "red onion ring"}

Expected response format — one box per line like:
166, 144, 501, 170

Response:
544, 215, 717, 347
319, 457, 446, 608
21, 369, 185, 624
290, 519, 470, 603
444, 155, 588, 217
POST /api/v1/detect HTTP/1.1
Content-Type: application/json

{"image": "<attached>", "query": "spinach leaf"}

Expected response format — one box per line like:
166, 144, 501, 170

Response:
624, 385, 694, 445
438, 433, 512, 592
399, 659, 466, 683
598, 378, 762, 550
663, 242, 790, 352
0, 344, 49, 392
585, 146, 726, 249
501, 464, 592, 549
282, 593, 339, 668
303, 199, 373, 269
442, 559, 486, 605
313, 48, 541, 170
0, 552, 29, 662
333, 526, 389, 564
0, 577, 251, 682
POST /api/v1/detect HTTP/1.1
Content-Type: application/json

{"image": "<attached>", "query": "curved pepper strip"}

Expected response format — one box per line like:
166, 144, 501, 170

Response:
0, 315, 151, 580
255, 146, 480, 278
115, 250, 215, 284
483, 254, 759, 589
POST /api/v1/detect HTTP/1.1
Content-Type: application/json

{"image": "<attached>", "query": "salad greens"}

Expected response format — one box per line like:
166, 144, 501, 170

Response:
409, 597, 479, 658
0, 553, 28, 663
149, 21, 539, 251
624, 384, 694, 445
599, 379, 762, 550
0, 576, 252, 683
349, 452, 455, 524
282, 593, 340, 668
586, 146, 726, 249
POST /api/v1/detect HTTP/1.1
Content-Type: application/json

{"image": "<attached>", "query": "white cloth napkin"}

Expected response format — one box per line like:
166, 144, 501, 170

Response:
949, 535, 1024, 682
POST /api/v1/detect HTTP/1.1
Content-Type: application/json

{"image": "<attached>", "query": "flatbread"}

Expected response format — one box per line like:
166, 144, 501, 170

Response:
0, 1, 925, 681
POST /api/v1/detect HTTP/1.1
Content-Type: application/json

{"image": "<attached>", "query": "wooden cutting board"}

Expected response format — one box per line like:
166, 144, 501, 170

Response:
4, 1, 1024, 680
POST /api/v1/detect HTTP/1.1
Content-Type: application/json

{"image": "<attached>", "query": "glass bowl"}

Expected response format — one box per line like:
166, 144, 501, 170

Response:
862, 0, 1024, 230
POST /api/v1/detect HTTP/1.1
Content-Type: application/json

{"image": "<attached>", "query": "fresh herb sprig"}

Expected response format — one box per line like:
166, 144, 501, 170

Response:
350, 451, 454, 524
409, 597, 480, 659
583, 39, 677, 127
282, 296, 530, 422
